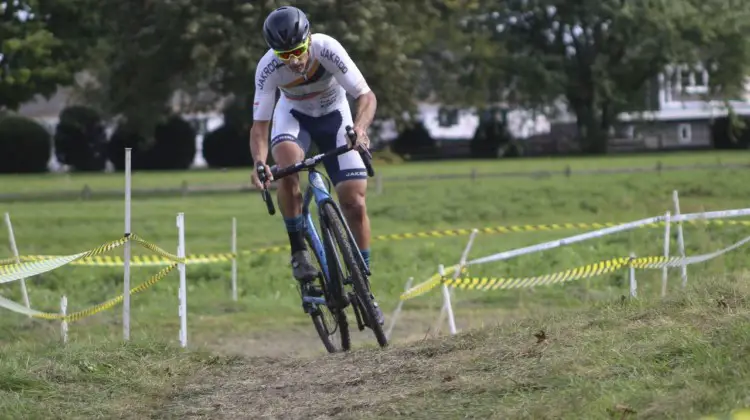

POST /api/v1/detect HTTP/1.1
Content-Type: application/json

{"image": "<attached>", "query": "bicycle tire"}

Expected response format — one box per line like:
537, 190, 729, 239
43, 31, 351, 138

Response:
305, 230, 350, 353
320, 201, 388, 348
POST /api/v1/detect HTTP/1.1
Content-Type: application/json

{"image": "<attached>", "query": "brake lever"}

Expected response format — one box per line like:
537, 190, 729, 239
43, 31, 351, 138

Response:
345, 125, 375, 177
256, 163, 276, 215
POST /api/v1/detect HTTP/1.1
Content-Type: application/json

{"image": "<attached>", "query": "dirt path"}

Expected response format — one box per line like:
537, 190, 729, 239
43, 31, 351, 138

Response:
151, 309, 501, 419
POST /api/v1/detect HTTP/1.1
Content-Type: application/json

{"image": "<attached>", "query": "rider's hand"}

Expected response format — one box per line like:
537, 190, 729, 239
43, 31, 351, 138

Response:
252, 161, 273, 189
352, 125, 370, 152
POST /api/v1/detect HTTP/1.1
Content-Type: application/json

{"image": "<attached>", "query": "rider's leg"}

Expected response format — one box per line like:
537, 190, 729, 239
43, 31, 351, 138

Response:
271, 140, 318, 282
270, 103, 318, 283
272, 141, 305, 248
335, 177, 383, 325
335, 179, 371, 268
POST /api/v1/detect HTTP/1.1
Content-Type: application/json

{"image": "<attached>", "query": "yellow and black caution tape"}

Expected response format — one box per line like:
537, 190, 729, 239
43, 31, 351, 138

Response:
30, 263, 178, 322
0, 234, 211, 323
0, 233, 193, 284
368, 218, 750, 243
0, 236, 131, 284
399, 250, 743, 301
399, 265, 460, 301
444, 257, 630, 291
4, 217, 750, 267
0, 252, 235, 267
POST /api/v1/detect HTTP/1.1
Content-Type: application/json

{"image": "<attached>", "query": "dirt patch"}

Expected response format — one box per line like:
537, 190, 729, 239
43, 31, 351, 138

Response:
153, 336, 477, 419
152, 309, 507, 419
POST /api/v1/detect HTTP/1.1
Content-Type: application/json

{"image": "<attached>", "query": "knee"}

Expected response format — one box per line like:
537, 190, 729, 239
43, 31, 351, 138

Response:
279, 174, 300, 192
339, 189, 366, 218
272, 141, 304, 192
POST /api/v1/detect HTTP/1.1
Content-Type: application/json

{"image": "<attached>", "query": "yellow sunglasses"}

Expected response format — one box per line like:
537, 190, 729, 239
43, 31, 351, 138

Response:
274, 37, 310, 61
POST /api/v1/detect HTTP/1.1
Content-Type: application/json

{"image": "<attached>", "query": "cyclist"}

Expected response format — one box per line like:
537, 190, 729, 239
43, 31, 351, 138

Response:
249, 6, 384, 325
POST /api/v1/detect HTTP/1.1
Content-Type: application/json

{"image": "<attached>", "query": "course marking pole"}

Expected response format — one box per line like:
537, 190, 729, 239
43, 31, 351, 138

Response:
123, 148, 132, 341
629, 252, 637, 298
177, 213, 188, 348
4, 212, 30, 312
438, 264, 457, 335
61, 295, 68, 344
231, 217, 238, 301
673, 190, 688, 288
385, 277, 414, 340
661, 211, 671, 298
436, 229, 478, 334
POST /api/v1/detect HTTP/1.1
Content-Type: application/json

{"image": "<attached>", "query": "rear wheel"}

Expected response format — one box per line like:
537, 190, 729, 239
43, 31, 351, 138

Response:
305, 229, 350, 353
320, 201, 388, 348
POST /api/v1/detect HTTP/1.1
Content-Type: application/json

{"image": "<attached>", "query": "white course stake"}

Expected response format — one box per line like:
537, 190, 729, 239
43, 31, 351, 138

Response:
385, 277, 414, 340
231, 217, 238, 301
673, 190, 688, 288
123, 148, 132, 341
629, 252, 637, 298
438, 264, 457, 335
61, 295, 68, 344
4, 212, 30, 312
436, 229, 478, 333
661, 211, 671, 298
177, 213, 188, 348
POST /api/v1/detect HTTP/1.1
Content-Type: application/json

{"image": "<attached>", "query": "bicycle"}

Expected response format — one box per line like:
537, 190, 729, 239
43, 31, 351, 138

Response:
255, 126, 388, 353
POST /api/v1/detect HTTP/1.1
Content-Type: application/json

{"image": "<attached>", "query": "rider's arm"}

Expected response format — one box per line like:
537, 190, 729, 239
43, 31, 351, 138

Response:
317, 34, 377, 131
250, 53, 281, 164
353, 90, 377, 133
250, 120, 270, 165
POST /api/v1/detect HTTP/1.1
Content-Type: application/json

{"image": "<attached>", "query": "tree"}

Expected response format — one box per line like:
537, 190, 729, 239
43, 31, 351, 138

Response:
107, 122, 149, 171
54, 105, 107, 171
0, 115, 51, 173
472, 0, 750, 153
148, 115, 197, 170
0, 0, 98, 110
202, 98, 254, 168
79, 0, 452, 135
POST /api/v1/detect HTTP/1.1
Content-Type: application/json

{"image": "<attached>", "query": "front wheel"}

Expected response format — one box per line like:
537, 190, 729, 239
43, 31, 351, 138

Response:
320, 201, 388, 348
305, 232, 350, 353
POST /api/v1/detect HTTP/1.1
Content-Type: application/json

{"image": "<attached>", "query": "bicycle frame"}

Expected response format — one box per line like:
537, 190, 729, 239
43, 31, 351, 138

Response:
303, 169, 333, 283
301, 168, 370, 307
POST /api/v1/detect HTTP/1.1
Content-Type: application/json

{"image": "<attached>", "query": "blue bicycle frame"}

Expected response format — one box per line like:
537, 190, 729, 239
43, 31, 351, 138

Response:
300, 168, 371, 308
303, 170, 334, 285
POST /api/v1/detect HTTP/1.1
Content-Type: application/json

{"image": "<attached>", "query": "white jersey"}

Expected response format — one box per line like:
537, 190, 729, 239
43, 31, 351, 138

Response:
253, 33, 371, 120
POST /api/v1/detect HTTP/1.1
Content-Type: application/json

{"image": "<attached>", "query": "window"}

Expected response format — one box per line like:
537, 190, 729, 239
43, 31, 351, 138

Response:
437, 108, 459, 127
678, 123, 692, 144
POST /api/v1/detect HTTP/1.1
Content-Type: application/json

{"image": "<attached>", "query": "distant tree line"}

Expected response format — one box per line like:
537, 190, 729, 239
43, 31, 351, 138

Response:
0, 102, 262, 173
2, 0, 750, 173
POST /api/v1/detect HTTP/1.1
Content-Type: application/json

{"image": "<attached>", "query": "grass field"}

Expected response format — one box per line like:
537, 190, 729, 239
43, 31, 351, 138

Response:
1, 150, 750, 418
0, 150, 748, 194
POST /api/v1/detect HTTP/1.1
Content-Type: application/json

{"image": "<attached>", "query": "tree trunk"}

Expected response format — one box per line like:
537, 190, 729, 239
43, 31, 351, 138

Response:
574, 102, 609, 154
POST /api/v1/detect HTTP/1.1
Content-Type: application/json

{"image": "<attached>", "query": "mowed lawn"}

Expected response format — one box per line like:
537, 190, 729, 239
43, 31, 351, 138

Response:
0, 149, 747, 194
1, 151, 750, 418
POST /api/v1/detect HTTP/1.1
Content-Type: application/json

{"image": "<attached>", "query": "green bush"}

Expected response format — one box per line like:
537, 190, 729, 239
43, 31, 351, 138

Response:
711, 116, 750, 149
108, 116, 196, 170
0, 116, 51, 173
202, 124, 253, 168
470, 118, 512, 158
107, 122, 149, 171
391, 122, 437, 159
148, 115, 196, 170
54, 106, 108, 172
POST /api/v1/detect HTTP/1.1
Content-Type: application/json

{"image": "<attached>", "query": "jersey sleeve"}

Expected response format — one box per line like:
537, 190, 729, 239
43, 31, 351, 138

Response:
253, 53, 280, 121
316, 34, 371, 99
